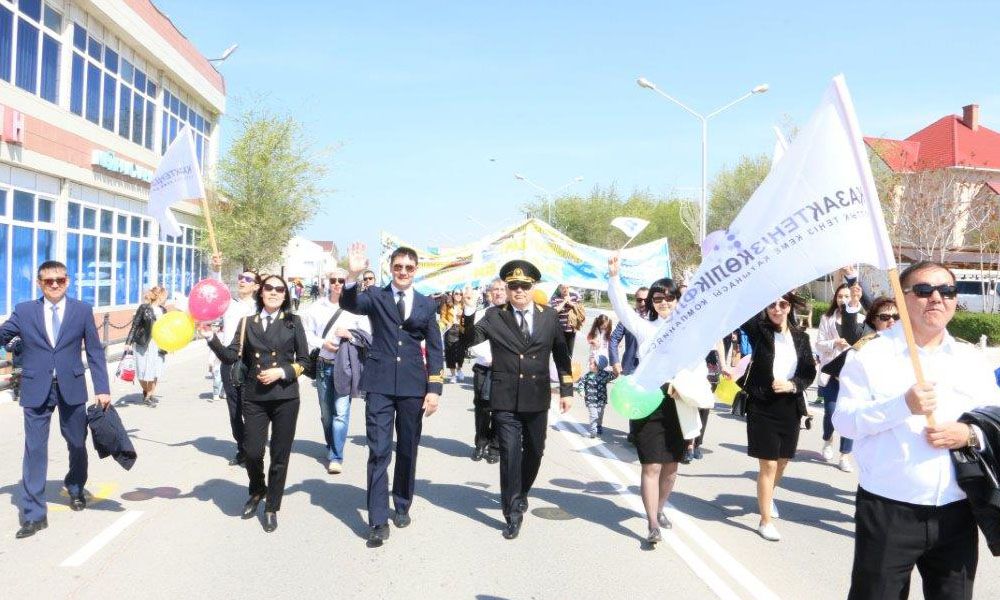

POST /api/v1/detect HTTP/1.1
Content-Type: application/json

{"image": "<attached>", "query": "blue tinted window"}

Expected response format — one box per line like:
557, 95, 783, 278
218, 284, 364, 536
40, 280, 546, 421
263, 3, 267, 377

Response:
179, 102, 188, 122
169, 94, 179, 114
130, 216, 140, 237
98, 237, 111, 306
142, 221, 149, 238
70, 53, 83, 114
115, 240, 127, 305
36, 229, 53, 268
184, 248, 194, 293
13, 191, 33, 221
0, 7, 13, 82
120, 59, 132, 83
103, 47, 117, 73
101, 72, 116, 130
18, 0, 41, 22
81, 235, 95, 304
85, 62, 100, 123
11, 226, 34, 305
134, 69, 146, 93
128, 241, 139, 303
147, 80, 156, 97
36, 198, 52, 222
99, 209, 113, 233
117, 215, 127, 234
39, 34, 58, 103
160, 113, 168, 153
0, 189, 5, 215
83, 207, 96, 229
68, 202, 80, 228
42, 5, 59, 31
72, 23, 85, 50
66, 233, 79, 299
118, 84, 131, 139
0, 224, 7, 313
142, 243, 151, 289
86, 36, 100, 61
168, 116, 177, 143
14, 20, 38, 93
131, 93, 143, 144
144, 99, 154, 149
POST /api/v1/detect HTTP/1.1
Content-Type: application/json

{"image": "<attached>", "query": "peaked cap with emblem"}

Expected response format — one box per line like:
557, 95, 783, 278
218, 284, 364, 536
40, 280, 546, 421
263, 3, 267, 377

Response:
500, 260, 541, 284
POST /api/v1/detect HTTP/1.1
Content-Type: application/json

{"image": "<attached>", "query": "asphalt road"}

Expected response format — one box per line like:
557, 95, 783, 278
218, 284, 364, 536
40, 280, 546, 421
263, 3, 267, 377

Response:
0, 337, 998, 599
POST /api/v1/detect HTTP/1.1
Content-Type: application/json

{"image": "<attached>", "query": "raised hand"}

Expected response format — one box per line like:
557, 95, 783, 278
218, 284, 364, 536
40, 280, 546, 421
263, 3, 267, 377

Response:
608, 252, 620, 278
347, 242, 369, 279
462, 284, 477, 308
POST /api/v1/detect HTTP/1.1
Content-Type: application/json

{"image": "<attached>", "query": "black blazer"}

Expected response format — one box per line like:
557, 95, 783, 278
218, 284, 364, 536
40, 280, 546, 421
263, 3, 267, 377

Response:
208, 311, 310, 402
462, 302, 573, 412
739, 314, 816, 405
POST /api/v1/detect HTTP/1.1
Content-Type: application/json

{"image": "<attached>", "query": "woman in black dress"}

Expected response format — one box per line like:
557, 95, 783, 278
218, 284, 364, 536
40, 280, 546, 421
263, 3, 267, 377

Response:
203, 274, 310, 533
740, 292, 816, 542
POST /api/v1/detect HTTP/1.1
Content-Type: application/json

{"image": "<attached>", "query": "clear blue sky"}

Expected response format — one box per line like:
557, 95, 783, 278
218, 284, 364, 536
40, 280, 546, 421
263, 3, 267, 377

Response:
157, 0, 1000, 256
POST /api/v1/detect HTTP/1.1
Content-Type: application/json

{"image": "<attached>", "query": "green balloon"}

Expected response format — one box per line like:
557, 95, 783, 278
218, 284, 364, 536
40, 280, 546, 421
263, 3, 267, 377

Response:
609, 375, 663, 420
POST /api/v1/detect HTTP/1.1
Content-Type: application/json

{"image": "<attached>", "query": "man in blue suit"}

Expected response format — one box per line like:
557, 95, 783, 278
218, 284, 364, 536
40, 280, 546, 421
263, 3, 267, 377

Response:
0, 261, 111, 538
341, 243, 443, 546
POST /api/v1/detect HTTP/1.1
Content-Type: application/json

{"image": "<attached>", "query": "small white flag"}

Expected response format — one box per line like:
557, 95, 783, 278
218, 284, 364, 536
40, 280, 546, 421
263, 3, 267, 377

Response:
611, 217, 650, 240
772, 125, 789, 165
148, 128, 205, 239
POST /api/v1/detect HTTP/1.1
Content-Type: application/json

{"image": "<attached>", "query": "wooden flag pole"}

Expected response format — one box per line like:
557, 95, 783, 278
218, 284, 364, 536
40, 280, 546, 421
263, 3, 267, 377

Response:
200, 196, 219, 257
886, 267, 936, 427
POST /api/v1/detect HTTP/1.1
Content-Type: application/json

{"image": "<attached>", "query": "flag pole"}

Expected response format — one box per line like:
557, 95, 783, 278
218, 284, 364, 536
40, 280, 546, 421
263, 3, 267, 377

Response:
887, 267, 935, 427
200, 196, 219, 257
620, 234, 639, 250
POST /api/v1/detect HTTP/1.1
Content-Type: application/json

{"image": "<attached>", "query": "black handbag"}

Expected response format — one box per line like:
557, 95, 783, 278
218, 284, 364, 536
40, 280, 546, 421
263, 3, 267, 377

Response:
230, 317, 249, 388
731, 355, 754, 418
304, 309, 342, 379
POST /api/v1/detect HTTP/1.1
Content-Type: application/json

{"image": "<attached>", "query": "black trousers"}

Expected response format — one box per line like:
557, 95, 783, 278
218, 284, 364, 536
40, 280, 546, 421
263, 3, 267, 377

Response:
694, 408, 710, 448
849, 487, 978, 600
493, 410, 547, 520
563, 331, 576, 353
243, 397, 300, 512
472, 366, 497, 451
222, 363, 245, 458
365, 393, 424, 526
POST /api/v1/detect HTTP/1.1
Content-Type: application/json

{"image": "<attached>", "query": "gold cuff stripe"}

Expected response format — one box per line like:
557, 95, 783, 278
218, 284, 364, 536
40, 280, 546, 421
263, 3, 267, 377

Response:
561, 375, 573, 383
292, 364, 304, 377
428, 376, 444, 383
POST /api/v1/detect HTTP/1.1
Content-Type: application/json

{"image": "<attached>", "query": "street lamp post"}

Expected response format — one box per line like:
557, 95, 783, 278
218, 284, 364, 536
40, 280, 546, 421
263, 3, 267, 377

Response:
513, 174, 584, 223
637, 77, 768, 242
208, 43, 239, 63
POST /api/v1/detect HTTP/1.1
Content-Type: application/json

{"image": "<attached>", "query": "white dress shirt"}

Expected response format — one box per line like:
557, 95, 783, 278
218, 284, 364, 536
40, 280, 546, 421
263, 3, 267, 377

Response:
834, 324, 1000, 506
220, 297, 256, 346
389, 284, 414, 321
771, 331, 798, 380
43, 297, 67, 347
303, 296, 371, 360
259, 308, 279, 330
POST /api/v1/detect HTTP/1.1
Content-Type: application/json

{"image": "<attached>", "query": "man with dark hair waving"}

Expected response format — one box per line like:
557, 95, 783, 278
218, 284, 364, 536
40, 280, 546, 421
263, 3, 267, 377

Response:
462, 260, 574, 540
342, 242, 444, 546
0, 261, 111, 539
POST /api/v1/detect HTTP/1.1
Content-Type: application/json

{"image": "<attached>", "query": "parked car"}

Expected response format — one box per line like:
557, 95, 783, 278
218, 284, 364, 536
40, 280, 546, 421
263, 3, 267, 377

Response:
956, 279, 1000, 313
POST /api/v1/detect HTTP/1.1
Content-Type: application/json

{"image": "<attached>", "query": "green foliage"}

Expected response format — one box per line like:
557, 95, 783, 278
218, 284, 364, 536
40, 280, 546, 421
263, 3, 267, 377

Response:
812, 301, 830, 327
950, 312, 1000, 345
706, 154, 771, 232
208, 106, 328, 271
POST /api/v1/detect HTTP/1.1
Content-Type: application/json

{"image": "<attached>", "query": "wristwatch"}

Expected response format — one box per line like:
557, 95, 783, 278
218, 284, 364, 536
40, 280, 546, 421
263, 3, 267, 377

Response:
967, 424, 980, 450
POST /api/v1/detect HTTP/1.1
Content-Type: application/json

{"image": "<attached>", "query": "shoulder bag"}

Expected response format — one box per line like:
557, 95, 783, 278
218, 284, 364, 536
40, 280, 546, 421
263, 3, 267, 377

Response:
305, 309, 342, 379
230, 317, 249, 388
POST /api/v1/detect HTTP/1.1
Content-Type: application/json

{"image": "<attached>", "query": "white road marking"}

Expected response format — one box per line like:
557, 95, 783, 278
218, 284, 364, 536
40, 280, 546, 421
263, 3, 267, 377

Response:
60, 511, 144, 568
554, 414, 781, 600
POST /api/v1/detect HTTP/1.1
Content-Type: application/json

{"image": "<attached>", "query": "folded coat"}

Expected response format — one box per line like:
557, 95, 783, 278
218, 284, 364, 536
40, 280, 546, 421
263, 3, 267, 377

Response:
86, 405, 137, 470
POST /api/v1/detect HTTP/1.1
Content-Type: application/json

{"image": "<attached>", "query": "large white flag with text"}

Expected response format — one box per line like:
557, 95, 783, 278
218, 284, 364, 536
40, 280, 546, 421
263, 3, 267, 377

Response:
148, 127, 205, 239
633, 75, 896, 390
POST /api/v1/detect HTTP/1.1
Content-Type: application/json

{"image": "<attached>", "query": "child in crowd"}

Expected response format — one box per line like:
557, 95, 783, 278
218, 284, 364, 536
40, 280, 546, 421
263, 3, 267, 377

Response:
579, 354, 616, 438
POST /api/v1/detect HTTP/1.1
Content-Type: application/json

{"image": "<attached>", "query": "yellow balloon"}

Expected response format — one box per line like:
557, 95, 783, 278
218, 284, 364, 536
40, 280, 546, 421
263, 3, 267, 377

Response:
151, 311, 196, 353
532, 289, 549, 306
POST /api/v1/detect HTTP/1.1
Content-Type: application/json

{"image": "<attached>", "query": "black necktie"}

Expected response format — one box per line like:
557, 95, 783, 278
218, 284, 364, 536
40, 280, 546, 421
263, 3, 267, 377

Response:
517, 310, 529, 339
265, 315, 273, 331
396, 291, 406, 321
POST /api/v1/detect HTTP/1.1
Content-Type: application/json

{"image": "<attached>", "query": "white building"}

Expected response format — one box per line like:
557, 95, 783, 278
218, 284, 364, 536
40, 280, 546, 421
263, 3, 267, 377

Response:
274, 236, 337, 282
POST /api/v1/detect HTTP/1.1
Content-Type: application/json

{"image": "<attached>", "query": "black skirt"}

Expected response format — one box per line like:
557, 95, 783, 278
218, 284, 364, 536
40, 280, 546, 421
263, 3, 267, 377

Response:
746, 394, 801, 460
632, 393, 687, 465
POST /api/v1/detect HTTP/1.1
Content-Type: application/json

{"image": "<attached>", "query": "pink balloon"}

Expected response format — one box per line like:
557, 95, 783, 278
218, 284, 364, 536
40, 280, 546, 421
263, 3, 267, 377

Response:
188, 278, 232, 322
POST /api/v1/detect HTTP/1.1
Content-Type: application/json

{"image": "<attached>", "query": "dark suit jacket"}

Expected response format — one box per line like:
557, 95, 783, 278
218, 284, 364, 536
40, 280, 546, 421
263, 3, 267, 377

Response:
609, 321, 639, 375
739, 314, 816, 405
208, 311, 310, 402
462, 302, 573, 412
0, 297, 109, 407
87, 404, 137, 470
341, 283, 444, 397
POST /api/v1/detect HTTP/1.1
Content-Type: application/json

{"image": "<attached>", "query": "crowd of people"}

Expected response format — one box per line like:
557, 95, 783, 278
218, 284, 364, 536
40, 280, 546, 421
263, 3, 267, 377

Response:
3, 250, 1000, 599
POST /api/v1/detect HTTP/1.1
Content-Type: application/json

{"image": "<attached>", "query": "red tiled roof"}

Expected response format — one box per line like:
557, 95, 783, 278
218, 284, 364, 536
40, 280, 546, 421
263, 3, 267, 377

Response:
866, 112, 1000, 172
313, 241, 336, 253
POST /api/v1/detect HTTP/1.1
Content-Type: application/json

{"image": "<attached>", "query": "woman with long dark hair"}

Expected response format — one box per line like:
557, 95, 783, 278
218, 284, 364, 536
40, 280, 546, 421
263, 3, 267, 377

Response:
203, 274, 310, 533
607, 255, 714, 547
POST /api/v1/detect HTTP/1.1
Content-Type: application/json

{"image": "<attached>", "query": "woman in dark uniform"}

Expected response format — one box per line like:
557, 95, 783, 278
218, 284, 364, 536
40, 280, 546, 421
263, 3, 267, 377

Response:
739, 292, 816, 542
203, 274, 310, 533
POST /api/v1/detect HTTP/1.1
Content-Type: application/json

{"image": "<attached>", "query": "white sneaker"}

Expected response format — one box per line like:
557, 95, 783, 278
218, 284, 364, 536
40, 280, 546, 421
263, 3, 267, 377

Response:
839, 455, 853, 473
821, 443, 834, 461
757, 522, 781, 542
770, 500, 779, 519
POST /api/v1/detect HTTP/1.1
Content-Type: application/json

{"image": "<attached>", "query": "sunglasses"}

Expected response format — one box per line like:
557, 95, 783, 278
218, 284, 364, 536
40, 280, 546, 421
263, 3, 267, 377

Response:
237, 274, 256, 284
635, 297, 647, 303
507, 282, 533, 291
392, 264, 417, 273
876, 313, 901, 322
363, 276, 375, 281
904, 283, 958, 299
767, 300, 791, 310
39, 277, 67, 287
329, 278, 346, 284
650, 294, 677, 304
262, 283, 287, 293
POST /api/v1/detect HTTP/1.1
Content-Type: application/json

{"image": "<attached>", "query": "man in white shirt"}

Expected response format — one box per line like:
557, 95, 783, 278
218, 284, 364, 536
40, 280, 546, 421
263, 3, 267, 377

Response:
834, 261, 1000, 600
212, 255, 259, 467
303, 268, 371, 474
468, 278, 507, 463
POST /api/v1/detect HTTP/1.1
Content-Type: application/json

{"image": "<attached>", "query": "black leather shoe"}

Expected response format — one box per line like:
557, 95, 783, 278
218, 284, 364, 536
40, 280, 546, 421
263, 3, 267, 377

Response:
263, 511, 277, 533
241, 495, 263, 520
692, 447, 704, 460
516, 497, 529, 514
471, 446, 485, 462
367, 524, 390, 546
69, 494, 86, 512
15, 518, 47, 539
502, 515, 523, 540
485, 449, 500, 464
228, 453, 246, 467
680, 448, 694, 464
392, 511, 411, 528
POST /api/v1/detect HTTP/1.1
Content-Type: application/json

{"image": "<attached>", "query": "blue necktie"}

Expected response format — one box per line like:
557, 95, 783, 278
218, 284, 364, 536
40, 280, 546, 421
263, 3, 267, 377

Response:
51, 305, 62, 344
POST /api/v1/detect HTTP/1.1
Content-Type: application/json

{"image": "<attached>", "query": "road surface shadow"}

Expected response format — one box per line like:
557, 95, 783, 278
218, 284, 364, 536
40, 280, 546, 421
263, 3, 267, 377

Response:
291, 439, 331, 466
420, 434, 474, 459
284, 478, 369, 538
168, 436, 237, 462
536, 481, 644, 543
175, 478, 247, 518
0, 481, 126, 513
416, 478, 505, 530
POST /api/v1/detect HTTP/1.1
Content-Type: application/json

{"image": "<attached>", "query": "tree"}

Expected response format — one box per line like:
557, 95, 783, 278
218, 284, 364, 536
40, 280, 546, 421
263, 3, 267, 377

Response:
207, 106, 329, 271
705, 153, 771, 232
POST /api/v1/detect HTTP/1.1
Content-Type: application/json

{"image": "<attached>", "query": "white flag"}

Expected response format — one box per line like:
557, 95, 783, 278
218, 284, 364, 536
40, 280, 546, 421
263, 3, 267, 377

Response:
772, 125, 789, 165
632, 75, 896, 390
148, 127, 205, 239
611, 217, 650, 239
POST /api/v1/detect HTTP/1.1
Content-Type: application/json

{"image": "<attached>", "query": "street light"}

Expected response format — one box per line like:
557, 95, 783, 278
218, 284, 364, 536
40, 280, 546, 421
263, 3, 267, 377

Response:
208, 43, 239, 63
637, 77, 769, 243
513, 173, 584, 223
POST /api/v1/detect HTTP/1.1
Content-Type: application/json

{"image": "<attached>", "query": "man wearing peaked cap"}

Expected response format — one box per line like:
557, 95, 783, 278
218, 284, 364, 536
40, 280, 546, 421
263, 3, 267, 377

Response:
461, 259, 574, 540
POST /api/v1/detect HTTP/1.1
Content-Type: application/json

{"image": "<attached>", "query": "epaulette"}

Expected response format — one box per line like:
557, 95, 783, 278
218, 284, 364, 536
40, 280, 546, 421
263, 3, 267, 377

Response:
851, 332, 878, 351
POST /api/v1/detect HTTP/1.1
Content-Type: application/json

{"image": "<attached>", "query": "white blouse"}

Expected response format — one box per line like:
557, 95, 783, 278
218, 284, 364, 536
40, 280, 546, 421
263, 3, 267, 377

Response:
771, 331, 798, 380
